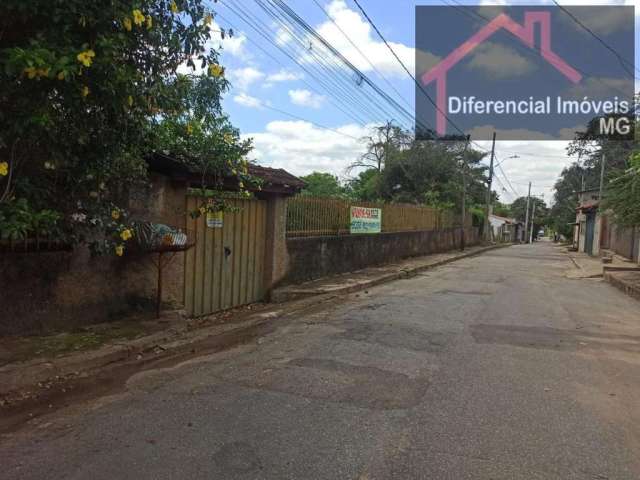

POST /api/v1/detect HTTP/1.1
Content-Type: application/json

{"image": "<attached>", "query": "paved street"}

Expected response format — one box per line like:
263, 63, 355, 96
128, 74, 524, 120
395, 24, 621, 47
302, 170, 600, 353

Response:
2, 241, 640, 479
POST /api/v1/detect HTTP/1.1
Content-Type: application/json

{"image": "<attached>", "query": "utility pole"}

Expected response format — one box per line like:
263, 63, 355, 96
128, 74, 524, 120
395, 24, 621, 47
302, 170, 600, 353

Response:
484, 131, 496, 242
523, 181, 531, 244
599, 153, 606, 201
529, 201, 537, 244
460, 135, 471, 251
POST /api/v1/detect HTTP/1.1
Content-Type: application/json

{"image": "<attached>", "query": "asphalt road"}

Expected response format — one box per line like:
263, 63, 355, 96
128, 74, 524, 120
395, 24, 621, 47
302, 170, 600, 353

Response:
3, 241, 640, 479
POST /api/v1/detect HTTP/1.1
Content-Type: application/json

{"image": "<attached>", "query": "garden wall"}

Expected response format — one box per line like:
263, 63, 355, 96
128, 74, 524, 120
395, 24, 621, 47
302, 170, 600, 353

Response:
282, 226, 480, 285
0, 173, 187, 335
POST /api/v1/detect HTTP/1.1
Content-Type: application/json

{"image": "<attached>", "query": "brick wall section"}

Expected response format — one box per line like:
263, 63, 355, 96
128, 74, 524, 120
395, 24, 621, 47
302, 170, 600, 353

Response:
281, 227, 480, 286
0, 173, 187, 335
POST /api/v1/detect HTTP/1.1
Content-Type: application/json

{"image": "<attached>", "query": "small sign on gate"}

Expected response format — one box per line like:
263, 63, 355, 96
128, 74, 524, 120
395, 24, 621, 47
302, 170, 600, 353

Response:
206, 210, 223, 229
350, 206, 381, 234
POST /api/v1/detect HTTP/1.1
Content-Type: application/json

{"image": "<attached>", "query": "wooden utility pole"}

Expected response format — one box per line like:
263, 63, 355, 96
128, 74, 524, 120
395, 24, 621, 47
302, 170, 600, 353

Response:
484, 132, 496, 242
529, 202, 537, 244
460, 134, 471, 251
523, 181, 531, 244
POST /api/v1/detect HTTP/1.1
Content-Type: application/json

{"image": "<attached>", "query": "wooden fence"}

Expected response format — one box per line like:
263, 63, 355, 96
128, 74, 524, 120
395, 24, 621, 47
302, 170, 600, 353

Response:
286, 196, 463, 237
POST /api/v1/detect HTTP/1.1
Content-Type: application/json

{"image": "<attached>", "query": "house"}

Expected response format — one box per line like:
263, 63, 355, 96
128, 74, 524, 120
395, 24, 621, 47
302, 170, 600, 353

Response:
489, 214, 522, 243
0, 154, 304, 334
574, 188, 601, 256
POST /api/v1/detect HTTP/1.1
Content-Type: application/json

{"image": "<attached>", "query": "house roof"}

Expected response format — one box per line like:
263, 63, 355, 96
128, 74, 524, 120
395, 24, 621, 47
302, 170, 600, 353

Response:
577, 199, 600, 212
489, 214, 518, 224
147, 152, 305, 195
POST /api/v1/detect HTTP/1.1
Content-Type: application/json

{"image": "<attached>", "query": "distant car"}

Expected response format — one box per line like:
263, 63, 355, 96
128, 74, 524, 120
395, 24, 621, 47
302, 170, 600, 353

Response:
538, 230, 545, 238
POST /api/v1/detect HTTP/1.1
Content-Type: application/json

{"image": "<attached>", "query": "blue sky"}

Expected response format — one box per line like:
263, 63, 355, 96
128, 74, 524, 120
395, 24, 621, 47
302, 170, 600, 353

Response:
207, 0, 639, 204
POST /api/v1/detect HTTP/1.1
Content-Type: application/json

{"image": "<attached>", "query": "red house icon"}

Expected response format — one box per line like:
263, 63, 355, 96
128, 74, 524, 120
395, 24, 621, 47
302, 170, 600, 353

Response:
420, 11, 582, 135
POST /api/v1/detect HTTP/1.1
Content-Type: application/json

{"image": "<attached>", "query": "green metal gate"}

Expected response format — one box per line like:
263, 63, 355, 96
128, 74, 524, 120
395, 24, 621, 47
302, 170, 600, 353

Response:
185, 197, 267, 317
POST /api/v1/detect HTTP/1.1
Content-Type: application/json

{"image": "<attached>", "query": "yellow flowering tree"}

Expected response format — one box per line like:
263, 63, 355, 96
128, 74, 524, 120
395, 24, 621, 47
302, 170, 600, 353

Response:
0, 1, 241, 254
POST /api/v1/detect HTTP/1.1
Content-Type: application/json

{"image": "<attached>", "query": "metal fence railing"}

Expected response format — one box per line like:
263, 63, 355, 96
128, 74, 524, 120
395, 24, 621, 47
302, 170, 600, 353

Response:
286, 196, 464, 238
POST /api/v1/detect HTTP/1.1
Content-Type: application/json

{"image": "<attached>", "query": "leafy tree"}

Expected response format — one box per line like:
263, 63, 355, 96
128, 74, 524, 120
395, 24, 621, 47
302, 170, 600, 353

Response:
345, 169, 381, 201
0, 0, 249, 255
299, 172, 345, 198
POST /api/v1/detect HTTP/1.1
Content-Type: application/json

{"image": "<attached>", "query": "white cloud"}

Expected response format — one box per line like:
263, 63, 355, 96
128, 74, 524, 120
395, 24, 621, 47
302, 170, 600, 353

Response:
472, 138, 579, 203
466, 42, 536, 79
266, 69, 304, 83
228, 66, 265, 92
208, 21, 250, 61
233, 93, 264, 109
243, 121, 373, 176
288, 89, 325, 108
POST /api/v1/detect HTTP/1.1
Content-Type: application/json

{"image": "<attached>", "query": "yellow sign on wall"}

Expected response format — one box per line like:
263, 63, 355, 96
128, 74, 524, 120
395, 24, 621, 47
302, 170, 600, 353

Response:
206, 210, 223, 228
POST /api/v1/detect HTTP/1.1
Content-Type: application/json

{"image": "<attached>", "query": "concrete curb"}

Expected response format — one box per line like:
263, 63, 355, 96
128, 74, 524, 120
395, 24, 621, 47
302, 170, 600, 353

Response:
273, 244, 510, 301
0, 244, 508, 399
605, 271, 640, 302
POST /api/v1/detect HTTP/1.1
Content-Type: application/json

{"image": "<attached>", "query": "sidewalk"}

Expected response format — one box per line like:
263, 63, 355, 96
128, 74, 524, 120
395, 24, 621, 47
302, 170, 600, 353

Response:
272, 243, 507, 302
565, 249, 639, 279
0, 243, 505, 409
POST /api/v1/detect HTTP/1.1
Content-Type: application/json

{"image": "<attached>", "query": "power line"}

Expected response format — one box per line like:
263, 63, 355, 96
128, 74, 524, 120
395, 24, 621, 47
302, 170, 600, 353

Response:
351, 0, 465, 139
215, 12, 372, 127
265, 0, 431, 132
551, 0, 639, 80
221, 0, 393, 127
310, 0, 414, 113
259, 102, 363, 141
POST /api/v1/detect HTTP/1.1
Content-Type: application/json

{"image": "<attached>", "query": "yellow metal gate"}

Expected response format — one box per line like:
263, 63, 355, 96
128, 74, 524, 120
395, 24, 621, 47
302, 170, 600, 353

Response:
185, 197, 267, 317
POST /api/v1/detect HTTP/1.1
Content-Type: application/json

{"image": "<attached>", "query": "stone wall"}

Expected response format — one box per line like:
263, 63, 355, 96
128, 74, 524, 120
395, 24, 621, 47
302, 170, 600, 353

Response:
0, 173, 187, 335
282, 227, 480, 286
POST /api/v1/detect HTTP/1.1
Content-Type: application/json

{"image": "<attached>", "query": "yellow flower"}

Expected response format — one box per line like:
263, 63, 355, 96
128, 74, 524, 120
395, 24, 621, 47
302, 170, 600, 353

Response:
0, 162, 8, 176
123, 17, 132, 31
37, 68, 50, 78
82, 85, 90, 97
208, 64, 223, 78
186, 123, 193, 135
223, 133, 234, 144
127, 95, 134, 107
24, 67, 37, 79
57, 71, 65, 80
199, 206, 206, 215
170, 1, 179, 13
204, 14, 213, 25
115, 245, 125, 257
238, 181, 244, 189
76, 49, 95, 67
146, 15, 153, 29
120, 229, 133, 241
132, 9, 145, 26
111, 210, 120, 220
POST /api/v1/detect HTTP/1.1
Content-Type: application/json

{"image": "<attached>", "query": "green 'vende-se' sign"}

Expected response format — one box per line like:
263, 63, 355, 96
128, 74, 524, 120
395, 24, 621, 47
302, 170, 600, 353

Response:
350, 206, 382, 234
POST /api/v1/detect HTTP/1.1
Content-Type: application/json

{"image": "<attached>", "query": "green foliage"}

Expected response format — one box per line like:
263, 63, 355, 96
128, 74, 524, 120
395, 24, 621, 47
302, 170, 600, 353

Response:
299, 172, 345, 198
560, 107, 639, 232
0, 0, 246, 255
344, 169, 381, 201
605, 151, 640, 226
